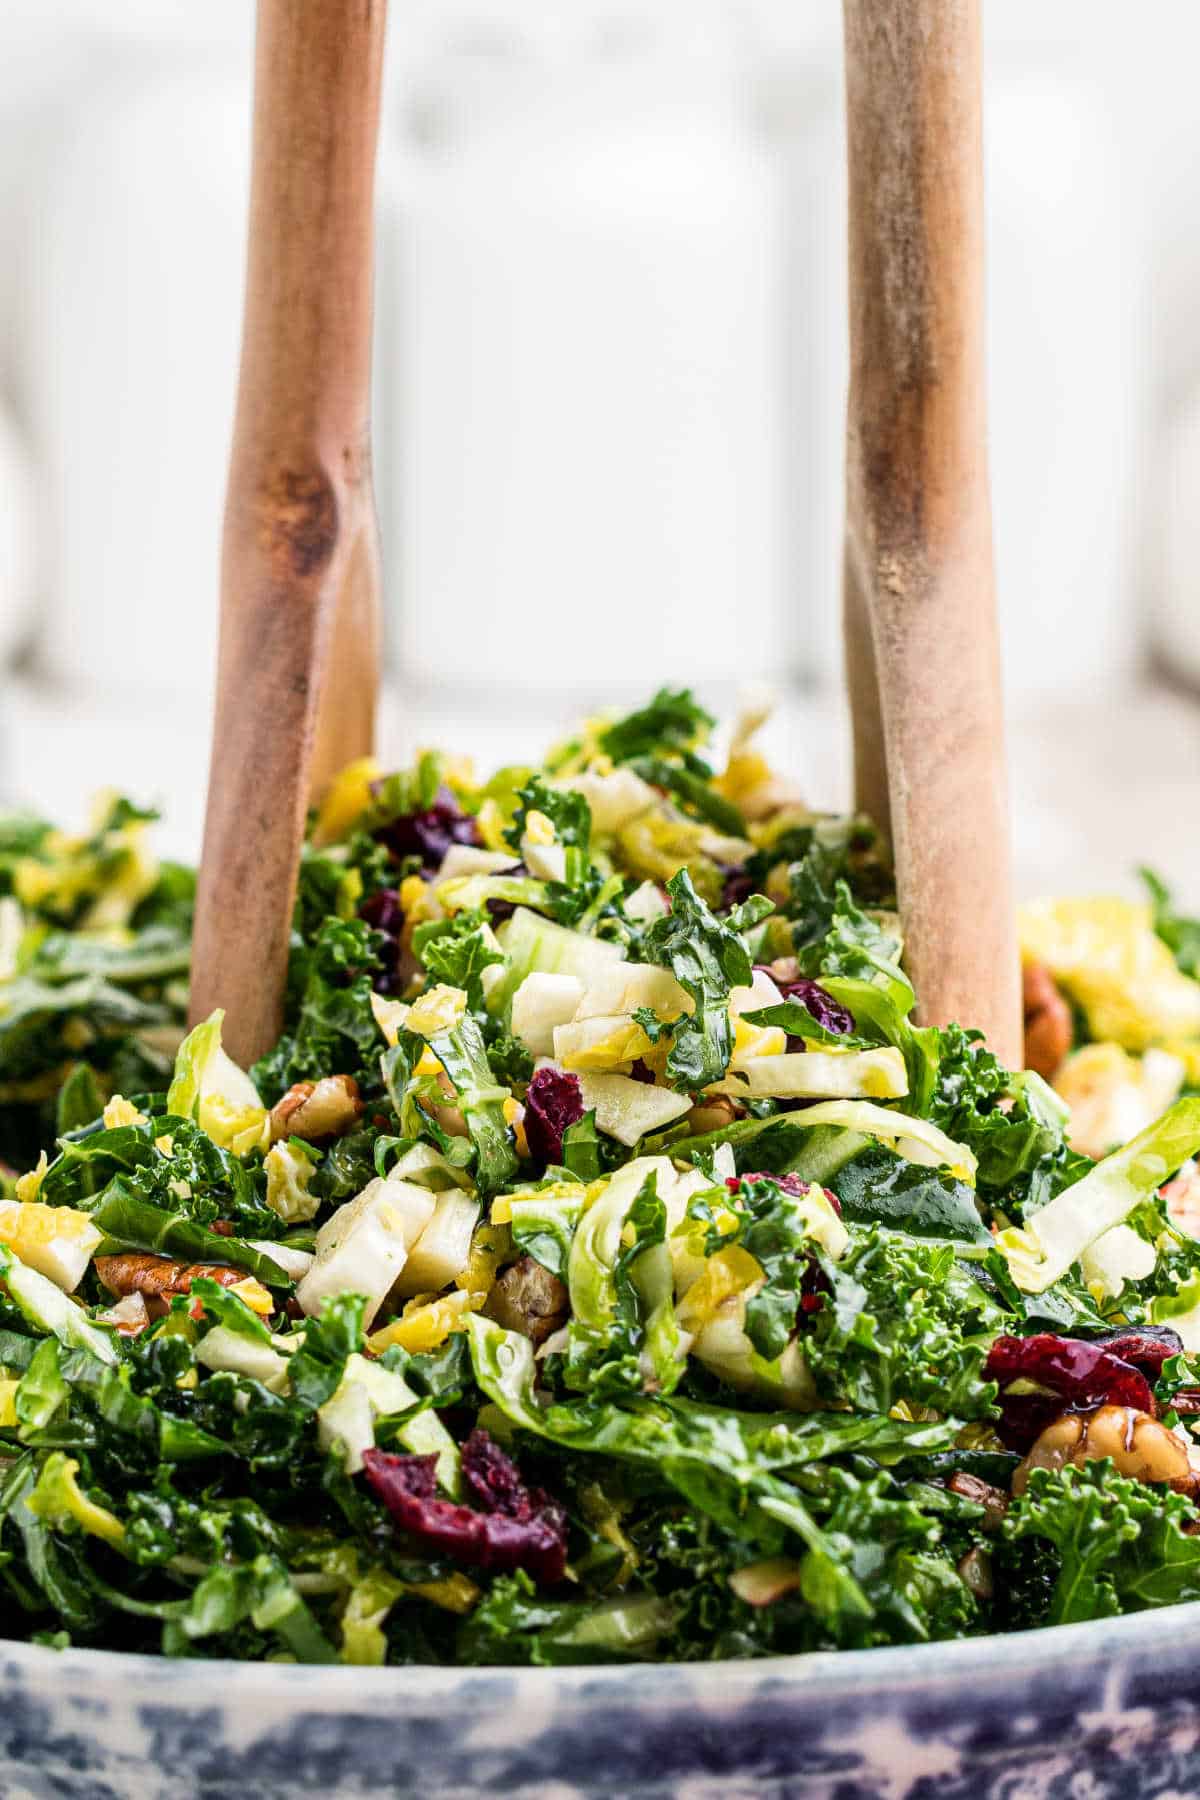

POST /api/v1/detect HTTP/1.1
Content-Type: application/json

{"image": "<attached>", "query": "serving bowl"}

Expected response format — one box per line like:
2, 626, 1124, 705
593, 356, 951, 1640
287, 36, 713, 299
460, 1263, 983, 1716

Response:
3, 1607, 1196, 1800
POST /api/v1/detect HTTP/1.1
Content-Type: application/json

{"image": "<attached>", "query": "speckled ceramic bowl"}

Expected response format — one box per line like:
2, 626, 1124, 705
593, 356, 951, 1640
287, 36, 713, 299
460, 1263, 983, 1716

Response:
4, 1605, 1199, 1800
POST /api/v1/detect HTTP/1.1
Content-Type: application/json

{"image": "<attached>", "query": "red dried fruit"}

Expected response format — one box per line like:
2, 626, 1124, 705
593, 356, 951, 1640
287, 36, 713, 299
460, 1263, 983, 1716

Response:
735, 1172, 843, 1211
523, 1067, 584, 1165
359, 888, 405, 936
737, 1171, 806, 1193
722, 869, 755, 910
374, 786, 480, 871
461, 1427, 539, 1517
359, 887, 406, 993
362, 1432, 568, 1585
984, 1332, 1162, 1452
1086, 1327, 1183, 1380
769, 974, 855, 1039
727, 1173, 837, 1315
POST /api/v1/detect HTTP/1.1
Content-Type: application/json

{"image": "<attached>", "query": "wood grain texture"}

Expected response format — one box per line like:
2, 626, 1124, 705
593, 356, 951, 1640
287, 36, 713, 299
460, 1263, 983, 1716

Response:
841, 0, 1021, 1065
190, 0, 387, 1066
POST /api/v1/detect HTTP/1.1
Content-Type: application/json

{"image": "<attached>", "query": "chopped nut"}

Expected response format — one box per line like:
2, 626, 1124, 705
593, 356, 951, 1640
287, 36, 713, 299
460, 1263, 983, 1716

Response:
484, 1255, 569, 1348
729, 1557, 803, 1607
956, 1547, 994, 1601
1022, 960, 1073, 1080
94, 1254, 251, 1320
947, 1470, 1010, 1531
1013, 1405, 1196, 1497
1164, 1161, 1200, 1240
685, 1095, 741, 1136
268, 1074, 363, 1144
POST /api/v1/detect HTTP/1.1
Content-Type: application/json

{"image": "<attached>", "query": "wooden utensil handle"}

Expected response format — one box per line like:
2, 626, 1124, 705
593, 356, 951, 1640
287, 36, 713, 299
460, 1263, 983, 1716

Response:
190, 0, 387, 1067
842, 0, 1021, 1065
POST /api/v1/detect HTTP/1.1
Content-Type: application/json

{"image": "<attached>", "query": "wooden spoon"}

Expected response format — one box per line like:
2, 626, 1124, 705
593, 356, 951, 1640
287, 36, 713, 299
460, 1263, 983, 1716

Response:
189, 0, 388, 1068
841, 0, 1021, 1065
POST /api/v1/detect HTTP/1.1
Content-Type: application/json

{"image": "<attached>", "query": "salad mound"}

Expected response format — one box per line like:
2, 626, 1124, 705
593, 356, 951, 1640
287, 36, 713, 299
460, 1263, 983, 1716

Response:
1, 690, 1200, 1665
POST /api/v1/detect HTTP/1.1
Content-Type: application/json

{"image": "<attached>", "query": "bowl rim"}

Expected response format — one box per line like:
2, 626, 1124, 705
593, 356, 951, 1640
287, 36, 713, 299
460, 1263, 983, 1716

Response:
4, 1596, 1197, 1704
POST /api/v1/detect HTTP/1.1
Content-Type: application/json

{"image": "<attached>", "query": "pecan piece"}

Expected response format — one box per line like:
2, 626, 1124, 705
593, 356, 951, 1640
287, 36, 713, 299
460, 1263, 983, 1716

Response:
1013, 1405, 1198, 1499
94, 1254, 248, 1319
269, 1074, 363, 1144
947, 1470, 1009, 1531
1022, 960, 1072, 1080
484, 1255, 569, 1348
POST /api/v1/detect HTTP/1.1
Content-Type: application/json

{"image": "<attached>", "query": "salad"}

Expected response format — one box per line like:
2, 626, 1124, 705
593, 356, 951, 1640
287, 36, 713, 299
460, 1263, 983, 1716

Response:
1, 687, 1200, 1667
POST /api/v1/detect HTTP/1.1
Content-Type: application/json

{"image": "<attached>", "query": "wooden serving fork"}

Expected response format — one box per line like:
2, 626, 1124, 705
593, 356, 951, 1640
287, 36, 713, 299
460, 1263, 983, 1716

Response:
189, 0, 1022, 1072
841, 0, 1021, 1064
189, 0, 388, 1067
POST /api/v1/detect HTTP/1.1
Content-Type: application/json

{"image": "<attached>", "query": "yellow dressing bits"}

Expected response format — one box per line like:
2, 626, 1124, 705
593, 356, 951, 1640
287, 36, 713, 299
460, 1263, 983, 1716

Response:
367, 1289, 477, 1355
312, 756, 382, 847
1019, 896, 1200, 1051
676, 1246, 764, 1332
103, 1094, 148, 1130
228, 1277, 275, 1317
0, 1199, 104, 1291
406, 985, 469, 1038
730, 1015, 787, 1063
398, 873, 433, 918
14, 1152, 48, 1206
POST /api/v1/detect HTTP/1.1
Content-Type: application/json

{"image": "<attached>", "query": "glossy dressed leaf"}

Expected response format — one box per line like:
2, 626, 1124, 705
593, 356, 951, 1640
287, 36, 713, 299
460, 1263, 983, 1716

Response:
832, 1149, 991, 1245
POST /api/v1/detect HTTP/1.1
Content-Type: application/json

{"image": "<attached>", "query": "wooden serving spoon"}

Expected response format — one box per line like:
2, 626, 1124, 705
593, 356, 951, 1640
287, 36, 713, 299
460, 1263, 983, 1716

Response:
189, 0, 388, 1068
841, 0, 1022, 1065
192, 0, 1020, 1073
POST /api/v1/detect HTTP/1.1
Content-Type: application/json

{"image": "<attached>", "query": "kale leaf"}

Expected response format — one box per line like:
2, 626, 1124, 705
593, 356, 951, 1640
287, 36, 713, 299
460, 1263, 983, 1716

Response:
597, 688, 715, 765
1002, 1462, 1200, 1625
252, 916, 385, 1103
640, 869, 771, 1091
804, 1229, 1001, 1420
412, 910, 504, 1014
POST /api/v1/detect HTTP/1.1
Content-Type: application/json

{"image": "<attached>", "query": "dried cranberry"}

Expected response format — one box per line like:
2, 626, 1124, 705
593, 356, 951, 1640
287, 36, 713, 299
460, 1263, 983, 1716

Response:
523, 1067, 584, 1165
722, 868, 755, 911
629, 1058, 656, 1085
799, 1261, 829, 1315
358, 887, 407, 993
360, 888, 404, 936
1083, 1326, 1183, 1380
726, 1173, 836, 1323
362, 1436, 568, 1585
736, 1170, 805, 1195
374, 786, 480, 871
765, 973, 855, 1038
461, 1428, 536, 1517
730, 1170, 841, 1213
482, 865, 527, 929
984, 1332, 1158, 1452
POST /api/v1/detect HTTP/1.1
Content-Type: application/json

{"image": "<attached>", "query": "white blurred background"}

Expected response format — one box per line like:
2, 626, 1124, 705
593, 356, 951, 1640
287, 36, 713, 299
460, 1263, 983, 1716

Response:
0, 0, 1197, 899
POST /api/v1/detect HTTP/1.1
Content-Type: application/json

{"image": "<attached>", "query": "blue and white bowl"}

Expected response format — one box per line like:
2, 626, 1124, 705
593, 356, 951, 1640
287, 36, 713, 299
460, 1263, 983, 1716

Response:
3, 1605, 1199, 1799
